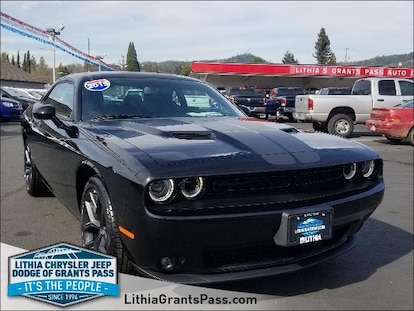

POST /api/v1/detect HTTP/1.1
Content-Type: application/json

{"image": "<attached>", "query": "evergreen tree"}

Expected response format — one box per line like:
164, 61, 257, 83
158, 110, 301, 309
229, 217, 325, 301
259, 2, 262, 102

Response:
313, 28, 334, 65
22, 52, 27, 72
27, 50, 31, 73
1, 52, 9, 62
11, 55, 15, 66
125, 42, 140, 71
30, 56, 37, 74
16, 50, 21, 68
176, 63, 191, 76
252, 56, 267, 63
328, 53, 337, 65
282, 51, 299, 64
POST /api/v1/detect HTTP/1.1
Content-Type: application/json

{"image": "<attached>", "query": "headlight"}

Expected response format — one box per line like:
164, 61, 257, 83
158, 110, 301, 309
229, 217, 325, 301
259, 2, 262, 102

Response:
148, 179, 175, 204
2, 101, 14, 107
180, 177, 206, 200
343, 163, 357, 180
361, 160, 375, 178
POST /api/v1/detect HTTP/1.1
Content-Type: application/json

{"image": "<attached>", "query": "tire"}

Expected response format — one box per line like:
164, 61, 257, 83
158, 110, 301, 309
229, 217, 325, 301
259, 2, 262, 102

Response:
24, 144, 52, 197
312, 122, 328, 132
80, 176, 135, 274
327, 114, 354, 138
286, 113, 295, 122
407, 128, 414, 146
385, 136, 401, 143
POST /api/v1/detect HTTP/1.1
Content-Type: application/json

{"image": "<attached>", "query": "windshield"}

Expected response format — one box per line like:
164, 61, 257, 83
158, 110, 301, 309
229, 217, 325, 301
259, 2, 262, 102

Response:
81, 77, 246, 121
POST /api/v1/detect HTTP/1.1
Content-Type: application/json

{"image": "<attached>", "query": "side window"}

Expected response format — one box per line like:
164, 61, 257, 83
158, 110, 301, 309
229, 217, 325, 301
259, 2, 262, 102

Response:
352, 80, 371, 95
44, 82, 74, 118
378, 80, 396, 96
398, 80, 414, 96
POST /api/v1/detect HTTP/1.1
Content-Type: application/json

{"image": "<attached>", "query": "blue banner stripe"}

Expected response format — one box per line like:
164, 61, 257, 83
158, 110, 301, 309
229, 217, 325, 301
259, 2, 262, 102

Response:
8, 280, 118, 296
0, 22, 115, 71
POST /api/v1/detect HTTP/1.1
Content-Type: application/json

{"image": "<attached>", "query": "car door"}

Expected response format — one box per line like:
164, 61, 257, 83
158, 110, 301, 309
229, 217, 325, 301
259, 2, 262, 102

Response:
28, 81, 75, 198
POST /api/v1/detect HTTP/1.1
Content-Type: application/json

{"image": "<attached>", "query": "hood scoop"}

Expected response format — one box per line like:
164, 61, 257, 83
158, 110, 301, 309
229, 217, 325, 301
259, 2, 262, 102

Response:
172, 131, 215, 140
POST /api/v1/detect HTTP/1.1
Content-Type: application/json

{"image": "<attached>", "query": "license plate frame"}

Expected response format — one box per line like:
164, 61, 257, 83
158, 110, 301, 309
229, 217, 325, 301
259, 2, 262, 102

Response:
274, 207, 333, 247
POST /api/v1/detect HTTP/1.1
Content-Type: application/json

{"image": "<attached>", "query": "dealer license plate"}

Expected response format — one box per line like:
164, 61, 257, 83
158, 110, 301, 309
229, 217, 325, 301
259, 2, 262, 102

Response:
274, 207, 333, 247
288, 209, 333, 246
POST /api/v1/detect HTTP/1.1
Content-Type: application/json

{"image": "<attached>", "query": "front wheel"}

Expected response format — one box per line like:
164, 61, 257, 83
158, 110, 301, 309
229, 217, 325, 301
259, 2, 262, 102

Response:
24, 144, 52, 197
327, 114, 354, 138
80, 176, 135, 273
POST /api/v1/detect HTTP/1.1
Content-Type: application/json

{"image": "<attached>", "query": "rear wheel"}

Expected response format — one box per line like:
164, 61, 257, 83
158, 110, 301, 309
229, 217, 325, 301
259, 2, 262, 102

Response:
24, 144, 52, 197
327, 114, 354, 138
312, 122, 328, 132
407, 128, 414, 146
80, 176, 135, 273
385, 136, 402, 144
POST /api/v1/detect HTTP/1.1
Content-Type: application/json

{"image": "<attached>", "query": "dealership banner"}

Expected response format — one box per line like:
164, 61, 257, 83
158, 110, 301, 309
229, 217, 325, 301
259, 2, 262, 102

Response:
2, 243, 280, 310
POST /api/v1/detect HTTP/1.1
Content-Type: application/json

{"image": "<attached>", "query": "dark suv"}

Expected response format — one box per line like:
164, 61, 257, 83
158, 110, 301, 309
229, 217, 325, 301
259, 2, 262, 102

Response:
265, 87, 306, 120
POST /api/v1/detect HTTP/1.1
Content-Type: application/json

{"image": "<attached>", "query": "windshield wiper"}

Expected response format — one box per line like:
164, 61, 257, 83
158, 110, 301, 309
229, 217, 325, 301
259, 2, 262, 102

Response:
92, 114, 147, 120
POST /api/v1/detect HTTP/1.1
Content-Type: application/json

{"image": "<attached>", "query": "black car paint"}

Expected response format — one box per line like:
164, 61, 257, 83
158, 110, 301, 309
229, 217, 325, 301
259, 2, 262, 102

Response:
21, 71, 385, 284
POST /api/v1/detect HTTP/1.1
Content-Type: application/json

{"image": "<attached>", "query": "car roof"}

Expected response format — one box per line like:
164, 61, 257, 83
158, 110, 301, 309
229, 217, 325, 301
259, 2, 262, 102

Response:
56, 71, 200, 84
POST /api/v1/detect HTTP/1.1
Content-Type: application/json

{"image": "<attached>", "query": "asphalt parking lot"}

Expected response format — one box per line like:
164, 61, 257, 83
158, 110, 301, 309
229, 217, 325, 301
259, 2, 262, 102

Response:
1, 120, 413, 310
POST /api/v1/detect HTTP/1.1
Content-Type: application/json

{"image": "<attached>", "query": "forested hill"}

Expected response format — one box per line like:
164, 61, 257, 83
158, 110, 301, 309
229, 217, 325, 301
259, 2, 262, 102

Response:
147, 52, 413, 74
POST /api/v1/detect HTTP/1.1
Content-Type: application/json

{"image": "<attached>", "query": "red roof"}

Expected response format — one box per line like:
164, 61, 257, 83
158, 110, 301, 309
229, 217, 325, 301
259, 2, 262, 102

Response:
191, 62, 414, 79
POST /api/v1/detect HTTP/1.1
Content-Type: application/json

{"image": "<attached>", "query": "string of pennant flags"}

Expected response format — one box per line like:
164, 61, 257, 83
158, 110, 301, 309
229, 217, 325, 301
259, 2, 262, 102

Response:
0, 12, 119, 71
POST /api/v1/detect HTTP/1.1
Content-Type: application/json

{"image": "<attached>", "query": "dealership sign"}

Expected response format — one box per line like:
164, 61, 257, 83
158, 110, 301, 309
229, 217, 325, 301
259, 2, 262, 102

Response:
191, 62, 414, 79
8, 242, 118, 307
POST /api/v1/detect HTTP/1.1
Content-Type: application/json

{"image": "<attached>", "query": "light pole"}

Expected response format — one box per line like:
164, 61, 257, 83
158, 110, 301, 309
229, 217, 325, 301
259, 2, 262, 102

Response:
345, 48, 349, 65
95, 54, 106, 71
46, 24, 65, 83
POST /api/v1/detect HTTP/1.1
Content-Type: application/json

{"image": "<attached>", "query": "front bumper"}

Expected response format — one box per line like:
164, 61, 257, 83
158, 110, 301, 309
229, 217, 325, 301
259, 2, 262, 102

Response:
366, 120, 410, 139
120, 181, 384, 284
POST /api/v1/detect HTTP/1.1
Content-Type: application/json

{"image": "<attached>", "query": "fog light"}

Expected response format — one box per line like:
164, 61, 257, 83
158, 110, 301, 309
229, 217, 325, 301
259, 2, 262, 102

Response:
160, 256, 177, 272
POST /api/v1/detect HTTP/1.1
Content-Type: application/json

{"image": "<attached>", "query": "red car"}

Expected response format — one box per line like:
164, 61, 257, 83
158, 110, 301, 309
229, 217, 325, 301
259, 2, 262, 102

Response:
366, 99, 414, 145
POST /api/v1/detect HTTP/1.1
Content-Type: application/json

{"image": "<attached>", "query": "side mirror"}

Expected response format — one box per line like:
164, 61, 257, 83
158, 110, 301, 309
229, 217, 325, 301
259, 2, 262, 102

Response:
33, 103, 78, 138
33, 104, 56, 120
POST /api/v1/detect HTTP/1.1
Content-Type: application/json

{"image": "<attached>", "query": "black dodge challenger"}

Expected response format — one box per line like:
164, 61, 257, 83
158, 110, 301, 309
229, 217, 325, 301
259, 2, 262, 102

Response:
21, 71, 384, 284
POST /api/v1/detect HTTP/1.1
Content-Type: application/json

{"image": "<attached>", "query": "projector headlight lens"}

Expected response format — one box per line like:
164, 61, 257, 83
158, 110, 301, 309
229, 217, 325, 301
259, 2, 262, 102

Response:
148, 179, 175, 204
180, 177, 206, 200
362, 160, 375, 178
343, 163, 357, 180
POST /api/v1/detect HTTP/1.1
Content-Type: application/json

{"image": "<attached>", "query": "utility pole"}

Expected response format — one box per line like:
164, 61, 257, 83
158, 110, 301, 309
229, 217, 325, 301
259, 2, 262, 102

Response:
345, 48, 349, 65
46, 24, 65, 83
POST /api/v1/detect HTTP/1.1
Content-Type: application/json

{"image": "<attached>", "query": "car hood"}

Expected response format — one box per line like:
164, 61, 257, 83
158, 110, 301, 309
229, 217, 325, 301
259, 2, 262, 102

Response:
85, 117, 378, 173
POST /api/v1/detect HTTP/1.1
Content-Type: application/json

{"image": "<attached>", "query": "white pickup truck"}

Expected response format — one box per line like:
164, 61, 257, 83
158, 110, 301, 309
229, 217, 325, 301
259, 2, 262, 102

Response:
294, 77, 413, 137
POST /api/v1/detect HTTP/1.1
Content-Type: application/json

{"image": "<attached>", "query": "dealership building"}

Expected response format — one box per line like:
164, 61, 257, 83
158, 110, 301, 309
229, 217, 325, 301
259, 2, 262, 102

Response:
190, 62, 414, 91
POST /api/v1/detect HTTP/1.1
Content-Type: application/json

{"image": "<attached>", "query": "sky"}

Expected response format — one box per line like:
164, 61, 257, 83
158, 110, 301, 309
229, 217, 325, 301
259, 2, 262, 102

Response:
0, 1, 413, 68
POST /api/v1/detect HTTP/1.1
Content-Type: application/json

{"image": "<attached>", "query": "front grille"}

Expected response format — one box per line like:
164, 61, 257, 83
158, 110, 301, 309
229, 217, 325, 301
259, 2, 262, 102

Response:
210, 166, 344, 196
147, 161, 382, 216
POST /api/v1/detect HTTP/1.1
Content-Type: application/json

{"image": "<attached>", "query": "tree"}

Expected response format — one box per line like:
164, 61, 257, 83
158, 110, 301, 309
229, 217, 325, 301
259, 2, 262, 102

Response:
252, 56, 267, 63
125, 42, 140, 71
11, 55, 15, 66
26, 50, 31, 73
16, 50, 21, 68
1, 52, 9, 62
176, 63, 191, 76
282, 51, 299, 64
313, 27, 334, 65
